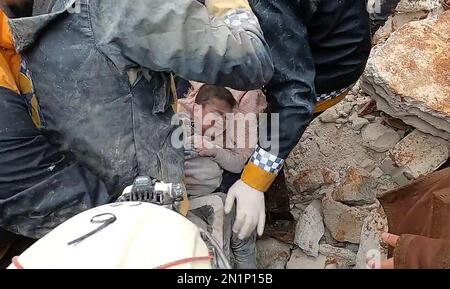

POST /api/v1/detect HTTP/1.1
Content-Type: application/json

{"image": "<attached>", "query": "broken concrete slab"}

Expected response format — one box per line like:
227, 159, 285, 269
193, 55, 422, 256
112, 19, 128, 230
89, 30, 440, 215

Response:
391, 130, 449, 179
370, 167, 385, 178
332, 167, 377, 206
286, 249, 327, 269
361, 12, 450, 141
319, 244, 357, 269
379, 130, 450, 186
362, 123, 401, 153
323, 192, 381, 244
356, 211, 389, 269
380, 156, 412, 186
294, 200, 324, 257
256, 238, 292, 269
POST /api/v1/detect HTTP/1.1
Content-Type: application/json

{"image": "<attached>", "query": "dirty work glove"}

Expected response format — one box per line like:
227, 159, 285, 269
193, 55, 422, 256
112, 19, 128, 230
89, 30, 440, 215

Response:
225, 180, 266, 240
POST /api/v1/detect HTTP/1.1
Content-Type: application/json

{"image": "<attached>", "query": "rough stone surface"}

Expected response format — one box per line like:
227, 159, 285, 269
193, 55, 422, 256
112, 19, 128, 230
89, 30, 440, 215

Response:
362, 123, 401, 152
391, 130, 449, 179
291, 168, 338, 194
356, 211, 389, 269
322, 192, 381, 244
319, 107, 340, 123
286, 249, 327, 269
319, 244, 357, 269
380, 156, 412, 186
332, 167, 377, 206
256, 238, 292, 269
370, 167, 385, 178
396, 0, 441, 13
350, 113, 370, 131
361, 12, 450, 140
286, 97, 399, 203
294, 200, 324, 257
372, 0, 443, 45
373, 10, 429, 45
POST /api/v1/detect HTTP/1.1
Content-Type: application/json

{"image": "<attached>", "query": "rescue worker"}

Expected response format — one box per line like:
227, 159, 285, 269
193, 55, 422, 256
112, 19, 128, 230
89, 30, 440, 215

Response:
0, 0, 273, 245
225, 0, 372, 241
0, 8, 55, 267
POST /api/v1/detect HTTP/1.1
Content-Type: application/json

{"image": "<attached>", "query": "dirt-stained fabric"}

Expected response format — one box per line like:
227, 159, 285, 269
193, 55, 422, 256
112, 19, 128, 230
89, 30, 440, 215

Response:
380, 167, 450, 269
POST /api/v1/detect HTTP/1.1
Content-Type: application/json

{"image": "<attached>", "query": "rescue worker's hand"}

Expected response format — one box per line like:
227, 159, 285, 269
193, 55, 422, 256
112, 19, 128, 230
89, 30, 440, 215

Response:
225, 180, 266, 240
368, 232, 399, 269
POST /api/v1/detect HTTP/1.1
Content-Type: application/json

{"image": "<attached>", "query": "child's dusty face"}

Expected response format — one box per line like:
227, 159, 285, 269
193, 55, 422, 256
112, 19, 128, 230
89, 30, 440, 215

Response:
198, 98, 233, 134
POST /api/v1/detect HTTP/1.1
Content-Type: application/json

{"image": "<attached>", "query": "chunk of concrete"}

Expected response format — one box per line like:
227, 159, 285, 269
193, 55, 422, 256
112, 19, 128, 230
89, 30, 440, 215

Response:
362, 123, 401, 153
323, 193, 380, 244
256, 238, 292, 269
332, 167, 377, 206
361, 13, 450, 141
286, 249, 327, 269
294, 200, 325, 257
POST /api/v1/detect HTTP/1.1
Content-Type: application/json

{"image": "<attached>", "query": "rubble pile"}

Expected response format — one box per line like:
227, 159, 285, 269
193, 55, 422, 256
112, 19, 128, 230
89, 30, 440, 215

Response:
363, 11, 450, 140
257, 2, 449, 269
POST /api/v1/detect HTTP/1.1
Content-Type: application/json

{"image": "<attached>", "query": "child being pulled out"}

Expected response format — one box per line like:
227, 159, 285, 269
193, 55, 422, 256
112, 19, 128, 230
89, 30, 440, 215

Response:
177, 82, 266, 269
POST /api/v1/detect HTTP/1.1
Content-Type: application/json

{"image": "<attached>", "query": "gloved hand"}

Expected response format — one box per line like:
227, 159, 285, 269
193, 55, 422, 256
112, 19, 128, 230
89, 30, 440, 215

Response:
225, 180, 266, 240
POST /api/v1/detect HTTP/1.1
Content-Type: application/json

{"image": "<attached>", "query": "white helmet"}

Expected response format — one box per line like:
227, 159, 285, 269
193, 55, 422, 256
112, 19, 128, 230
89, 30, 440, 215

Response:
8, 202, 227, 269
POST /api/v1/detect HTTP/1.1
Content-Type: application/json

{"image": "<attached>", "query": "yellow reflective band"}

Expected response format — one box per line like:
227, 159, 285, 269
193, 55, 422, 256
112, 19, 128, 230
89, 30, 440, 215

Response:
241, 162, 277, 193
315, 91, 348, 114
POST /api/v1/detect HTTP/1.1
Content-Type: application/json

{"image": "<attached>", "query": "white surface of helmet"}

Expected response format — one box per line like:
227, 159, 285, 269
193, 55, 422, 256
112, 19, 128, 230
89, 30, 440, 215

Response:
8, 202, 213, 269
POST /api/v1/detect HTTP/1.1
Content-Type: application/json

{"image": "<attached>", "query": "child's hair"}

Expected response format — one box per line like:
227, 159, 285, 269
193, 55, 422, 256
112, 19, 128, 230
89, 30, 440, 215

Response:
195, 84, 237, 108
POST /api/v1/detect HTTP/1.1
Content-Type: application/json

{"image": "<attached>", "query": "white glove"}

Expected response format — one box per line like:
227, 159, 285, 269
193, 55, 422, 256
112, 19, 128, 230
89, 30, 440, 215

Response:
225, 180, 266, 240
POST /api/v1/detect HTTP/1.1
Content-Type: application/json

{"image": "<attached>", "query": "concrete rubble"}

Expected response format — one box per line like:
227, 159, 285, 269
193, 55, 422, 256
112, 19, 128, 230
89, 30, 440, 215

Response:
332, 167, 377, 206
362, 11, 450, 141
319, 244, 357, 269
323, 192, 381, 244
294, 200, 324, 257
256, 238, 292, 269
286, 249, 327, 269
362, 123, 401, 153
373, 0, 443, 45
257, 4, 449, 269
381, 130, 450, 185
356, 211, 389, 269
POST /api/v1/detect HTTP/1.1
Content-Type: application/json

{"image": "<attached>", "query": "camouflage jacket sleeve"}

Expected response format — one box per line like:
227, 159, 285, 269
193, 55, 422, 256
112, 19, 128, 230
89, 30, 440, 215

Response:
89, 0, 274, 90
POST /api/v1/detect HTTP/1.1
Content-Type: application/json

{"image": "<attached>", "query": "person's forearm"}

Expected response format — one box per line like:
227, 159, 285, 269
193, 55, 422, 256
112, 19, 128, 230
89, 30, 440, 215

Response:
239, 0, 316, 192
90, 0, 274, 90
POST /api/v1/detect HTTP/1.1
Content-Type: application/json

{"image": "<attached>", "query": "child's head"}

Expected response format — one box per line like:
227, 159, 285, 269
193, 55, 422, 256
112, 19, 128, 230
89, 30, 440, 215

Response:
195, 84, 236, 113
195, 84, 236, 134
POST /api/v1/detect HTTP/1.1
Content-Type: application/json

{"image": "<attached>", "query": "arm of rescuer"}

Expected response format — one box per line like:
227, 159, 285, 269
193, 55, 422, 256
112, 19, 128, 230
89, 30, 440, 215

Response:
0, 11, 111, 240
225, 0, 372, 240
224, 0, 317, 240
89, 0, 274, 91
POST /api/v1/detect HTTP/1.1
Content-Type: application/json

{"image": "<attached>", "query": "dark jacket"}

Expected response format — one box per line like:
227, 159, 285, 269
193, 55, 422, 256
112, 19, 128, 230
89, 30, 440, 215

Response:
250, 0, 371, 159
0, 0, 273, 238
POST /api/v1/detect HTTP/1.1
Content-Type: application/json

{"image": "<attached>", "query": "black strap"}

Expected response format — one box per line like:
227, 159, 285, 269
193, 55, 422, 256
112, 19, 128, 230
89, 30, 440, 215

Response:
68, 213, 117, 246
